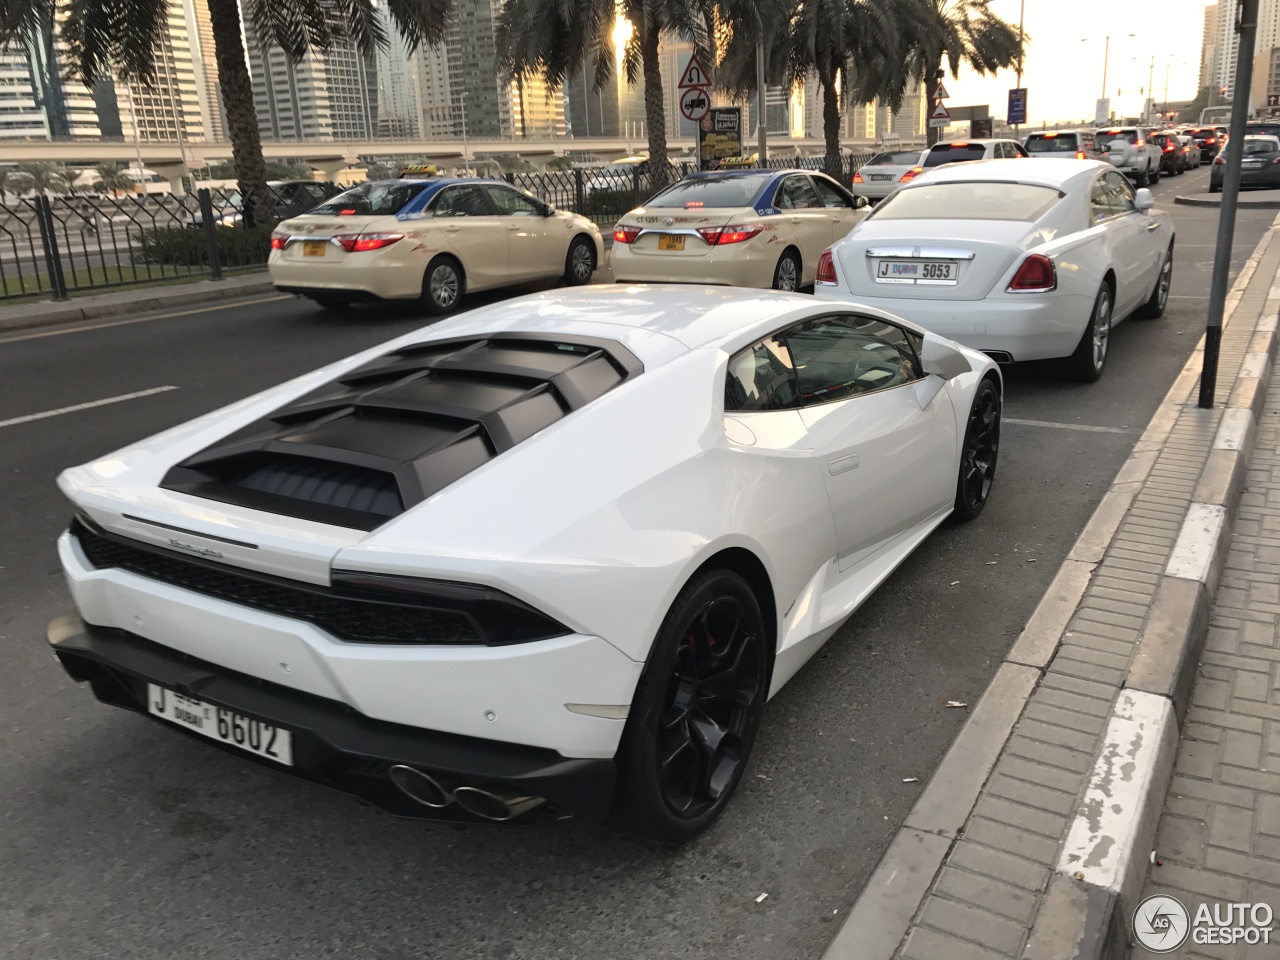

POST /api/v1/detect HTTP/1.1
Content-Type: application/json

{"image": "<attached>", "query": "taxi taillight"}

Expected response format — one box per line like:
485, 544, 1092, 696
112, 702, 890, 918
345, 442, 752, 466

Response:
270, 234, 287, 250
852, 171, 864, 183
697, 224, 765, 245
899, 166, 924, 183
333, 233, 403, 252
613, 225, 641, 244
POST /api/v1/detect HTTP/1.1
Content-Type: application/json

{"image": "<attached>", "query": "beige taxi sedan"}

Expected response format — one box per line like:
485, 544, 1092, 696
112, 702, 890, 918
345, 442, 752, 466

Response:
269, 178, 603, 314
610, 169, 868, 290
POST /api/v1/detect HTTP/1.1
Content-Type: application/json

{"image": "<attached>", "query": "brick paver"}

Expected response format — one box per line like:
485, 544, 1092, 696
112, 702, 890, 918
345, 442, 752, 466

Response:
1135, 347, 1280, 957
857, 226, 1280, 960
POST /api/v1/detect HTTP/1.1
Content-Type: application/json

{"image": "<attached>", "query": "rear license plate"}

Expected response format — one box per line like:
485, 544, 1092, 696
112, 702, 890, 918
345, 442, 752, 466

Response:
148, 683, 293, 765
303, 240, 326, 257
876, 260, 957, 284
869, 174, 892, 181
658, 234, 686, 251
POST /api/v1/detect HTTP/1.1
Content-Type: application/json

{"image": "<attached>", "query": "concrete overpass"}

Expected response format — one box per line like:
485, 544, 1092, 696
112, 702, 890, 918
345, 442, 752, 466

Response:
0, 135, 880, 189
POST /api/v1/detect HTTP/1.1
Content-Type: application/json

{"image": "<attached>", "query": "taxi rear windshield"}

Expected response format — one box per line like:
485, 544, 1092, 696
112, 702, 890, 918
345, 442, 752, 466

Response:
1025, 134, 1081, 153
923, 143, 987, 166
873, 181, 1061, 221
644, 175, 770, 208
311, 182, 430, 216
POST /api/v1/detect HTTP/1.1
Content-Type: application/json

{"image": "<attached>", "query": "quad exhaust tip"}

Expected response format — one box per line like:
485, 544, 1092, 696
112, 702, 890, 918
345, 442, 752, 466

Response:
389, 764, 546, 821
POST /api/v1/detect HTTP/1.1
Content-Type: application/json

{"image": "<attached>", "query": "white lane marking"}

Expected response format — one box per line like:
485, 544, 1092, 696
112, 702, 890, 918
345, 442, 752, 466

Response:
0, 385, 178, 429
1003, 417, 1134, 434
0, 295, 290, 345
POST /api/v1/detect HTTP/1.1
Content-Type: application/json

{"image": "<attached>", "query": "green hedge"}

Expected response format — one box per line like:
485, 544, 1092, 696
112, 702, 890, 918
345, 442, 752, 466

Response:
136, 225, 275, 268
577, 187, 647, 223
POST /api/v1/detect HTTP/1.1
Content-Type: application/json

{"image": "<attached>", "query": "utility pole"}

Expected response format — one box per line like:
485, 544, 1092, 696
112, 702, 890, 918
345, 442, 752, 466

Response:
1147, 55, 1155, 123
1101, 35, 1110, 101
1201, 0, 1259, 407
1014, 0, 1025, 138
755, 4, 767, 163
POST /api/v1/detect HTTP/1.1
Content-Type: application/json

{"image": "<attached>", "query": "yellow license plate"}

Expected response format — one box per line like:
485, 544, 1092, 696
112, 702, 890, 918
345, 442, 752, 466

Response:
658, 234, 685, 251
303, 240, 326, 257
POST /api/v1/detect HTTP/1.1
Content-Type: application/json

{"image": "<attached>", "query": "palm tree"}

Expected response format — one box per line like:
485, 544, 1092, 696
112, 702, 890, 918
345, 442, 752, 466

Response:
90, 161, 134, 196
899, 0, 1022, 145
0, 0, 454, 224
12, 161, 68, 197
499, 0, 712, 186
718, 0, 907, 177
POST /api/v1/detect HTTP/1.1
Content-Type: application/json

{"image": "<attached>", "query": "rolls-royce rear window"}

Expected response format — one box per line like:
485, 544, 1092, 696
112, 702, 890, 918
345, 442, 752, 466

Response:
873, 182, 1060, 221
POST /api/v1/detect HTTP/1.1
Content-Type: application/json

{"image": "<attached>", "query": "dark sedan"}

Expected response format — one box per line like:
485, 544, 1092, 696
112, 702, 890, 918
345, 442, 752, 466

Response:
1209, 135, 1280, 193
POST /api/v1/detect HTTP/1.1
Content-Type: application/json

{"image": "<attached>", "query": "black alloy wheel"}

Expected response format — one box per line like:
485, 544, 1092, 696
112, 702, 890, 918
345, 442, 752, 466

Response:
954, 378, 1001, 521
614, 569, 767, 842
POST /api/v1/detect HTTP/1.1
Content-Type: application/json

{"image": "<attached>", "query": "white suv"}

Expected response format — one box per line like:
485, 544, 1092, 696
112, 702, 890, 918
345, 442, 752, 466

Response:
1095, 127, 1164, 187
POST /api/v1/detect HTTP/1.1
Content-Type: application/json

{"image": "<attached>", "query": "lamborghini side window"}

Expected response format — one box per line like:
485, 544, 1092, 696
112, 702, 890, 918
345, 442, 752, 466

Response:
724, 335, 799, 411
784, 315, 922, 405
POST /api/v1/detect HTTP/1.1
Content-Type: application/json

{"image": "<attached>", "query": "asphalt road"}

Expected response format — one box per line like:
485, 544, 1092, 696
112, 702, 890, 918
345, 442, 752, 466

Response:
0, 165, 1269, 960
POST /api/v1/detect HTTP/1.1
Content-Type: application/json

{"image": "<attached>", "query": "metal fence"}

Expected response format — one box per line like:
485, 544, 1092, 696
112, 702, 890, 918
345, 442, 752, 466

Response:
0, 184, 340, 302
0, 154, 875, 303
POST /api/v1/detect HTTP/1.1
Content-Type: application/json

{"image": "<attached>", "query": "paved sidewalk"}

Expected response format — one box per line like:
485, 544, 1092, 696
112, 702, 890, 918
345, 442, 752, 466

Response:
1134, 349, 1280, 953
824, 213, 1280, 960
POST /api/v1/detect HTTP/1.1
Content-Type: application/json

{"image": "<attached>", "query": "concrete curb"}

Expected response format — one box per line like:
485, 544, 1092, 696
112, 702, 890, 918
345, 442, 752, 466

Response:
1174, 193, 1280, 209
0, 273, 277, 334
1042, 309, 1280, 959
821, 215, 1280, 960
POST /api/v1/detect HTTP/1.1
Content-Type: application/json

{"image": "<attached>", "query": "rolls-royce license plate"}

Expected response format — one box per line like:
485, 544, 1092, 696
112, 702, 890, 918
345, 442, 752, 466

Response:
876, 260, 957, 284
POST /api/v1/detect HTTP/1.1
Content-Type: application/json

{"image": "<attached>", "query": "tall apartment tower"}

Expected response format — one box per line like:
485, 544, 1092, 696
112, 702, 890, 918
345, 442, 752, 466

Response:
116, 0, 205, 143
246, 18, 378, 140
445, 0, 512, 138
184, 0, 225, 140
1200, 4, 1219, 94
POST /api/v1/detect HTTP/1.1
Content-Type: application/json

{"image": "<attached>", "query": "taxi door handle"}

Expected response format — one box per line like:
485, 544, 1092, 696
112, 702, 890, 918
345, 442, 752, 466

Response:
790, 216, 803, 224
1146, 222, 1160, 231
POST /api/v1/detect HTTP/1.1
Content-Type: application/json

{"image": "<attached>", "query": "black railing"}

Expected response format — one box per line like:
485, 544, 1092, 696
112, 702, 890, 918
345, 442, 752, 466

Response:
0, 156, 879, 303
0, 183, 341, 302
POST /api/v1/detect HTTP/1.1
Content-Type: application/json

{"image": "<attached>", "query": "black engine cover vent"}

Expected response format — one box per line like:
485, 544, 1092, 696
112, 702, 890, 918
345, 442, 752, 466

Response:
161, 333, 643, 530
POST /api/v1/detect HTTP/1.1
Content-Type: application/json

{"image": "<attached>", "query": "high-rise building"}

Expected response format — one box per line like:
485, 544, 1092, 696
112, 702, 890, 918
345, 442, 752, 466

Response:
184, 0, 224, 140
246, 17, 378, 140
117, 0, 205, 143
1214, 0, 1239, 97
445, 0, 512, 139
1200, 4, 1219, 94
10, 12, 106, 140
511, 75, 565, 138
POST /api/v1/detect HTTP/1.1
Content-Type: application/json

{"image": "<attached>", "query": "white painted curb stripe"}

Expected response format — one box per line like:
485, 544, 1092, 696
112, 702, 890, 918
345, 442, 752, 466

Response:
0, 385, 178, 429
1214, 408, 1254, 451
1057, 690, 1177, 896
1239, 352, 1270, 379
1165, 502, 1227, 584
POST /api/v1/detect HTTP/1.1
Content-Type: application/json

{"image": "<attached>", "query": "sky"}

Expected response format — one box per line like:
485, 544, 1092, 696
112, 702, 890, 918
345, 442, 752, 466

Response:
936, 0, 1211, 126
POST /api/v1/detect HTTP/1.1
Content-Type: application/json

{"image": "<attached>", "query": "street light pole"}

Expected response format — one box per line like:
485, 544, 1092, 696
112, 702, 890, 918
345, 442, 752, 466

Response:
1014, 0, 1025, 138
755, 5, 767, 164
1201, 0, 1259, 408
1101, 35, 1110, 101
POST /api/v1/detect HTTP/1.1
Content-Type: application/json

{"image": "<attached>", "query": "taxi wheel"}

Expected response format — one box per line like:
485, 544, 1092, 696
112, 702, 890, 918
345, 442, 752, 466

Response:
421, 256, 465, 316
564, 236, 596, 285
771, 250, 801, 291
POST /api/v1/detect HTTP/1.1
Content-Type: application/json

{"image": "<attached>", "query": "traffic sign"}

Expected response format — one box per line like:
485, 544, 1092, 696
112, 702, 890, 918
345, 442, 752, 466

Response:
678, 55, 710, 89
1007, 88, 1027, 125
928, 101, 951, 128
680, 87, 710, 121
932, 81, 950, 100
1269, 94, 1280, 107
